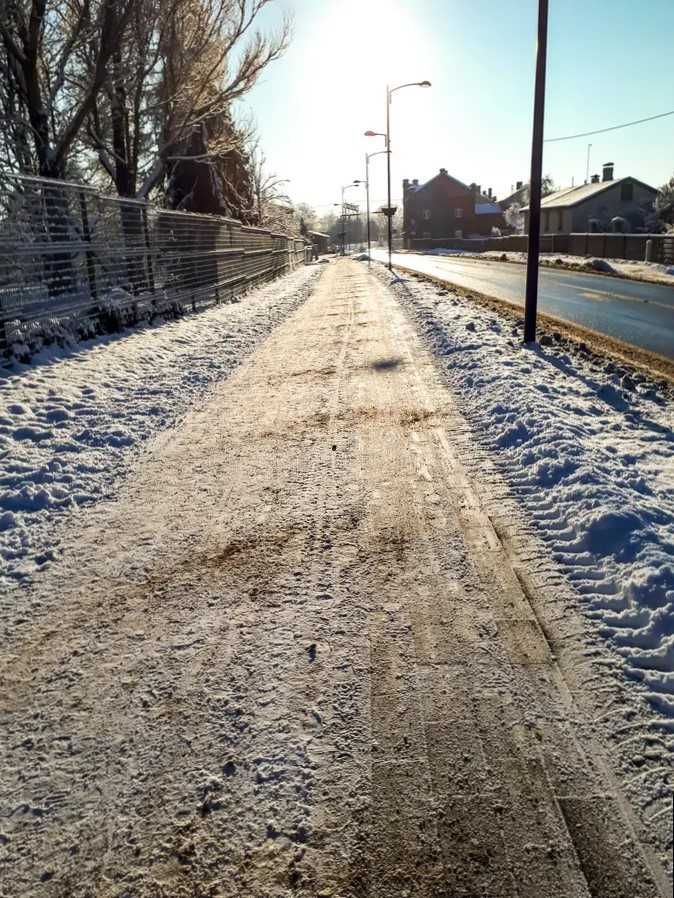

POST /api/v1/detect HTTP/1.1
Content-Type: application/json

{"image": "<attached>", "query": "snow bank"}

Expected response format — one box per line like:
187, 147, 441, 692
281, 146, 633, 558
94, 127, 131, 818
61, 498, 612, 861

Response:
424, 249, 674, 286
0, 266, 320, 589
390, 272, 674, 726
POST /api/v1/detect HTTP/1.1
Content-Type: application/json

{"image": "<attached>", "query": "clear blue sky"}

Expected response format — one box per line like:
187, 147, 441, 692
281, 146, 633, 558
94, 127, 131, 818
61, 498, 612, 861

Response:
241, 0, 674, 215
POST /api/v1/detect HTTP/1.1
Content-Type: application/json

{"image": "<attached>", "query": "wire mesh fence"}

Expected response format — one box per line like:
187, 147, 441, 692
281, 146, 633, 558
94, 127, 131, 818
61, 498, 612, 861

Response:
0, 172, 310, 356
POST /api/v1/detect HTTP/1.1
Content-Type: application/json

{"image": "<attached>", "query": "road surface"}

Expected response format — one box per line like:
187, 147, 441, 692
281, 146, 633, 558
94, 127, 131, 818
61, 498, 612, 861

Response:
1, 260, 668, 897
371, 250, 674, 360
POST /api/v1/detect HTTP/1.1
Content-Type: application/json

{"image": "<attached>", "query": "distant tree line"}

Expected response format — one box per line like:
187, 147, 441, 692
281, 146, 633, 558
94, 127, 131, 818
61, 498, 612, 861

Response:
0, 0, 292, 224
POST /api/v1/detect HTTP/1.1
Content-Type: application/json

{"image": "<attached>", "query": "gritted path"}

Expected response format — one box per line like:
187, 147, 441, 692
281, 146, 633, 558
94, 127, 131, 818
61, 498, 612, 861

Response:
1, 260, 668, 897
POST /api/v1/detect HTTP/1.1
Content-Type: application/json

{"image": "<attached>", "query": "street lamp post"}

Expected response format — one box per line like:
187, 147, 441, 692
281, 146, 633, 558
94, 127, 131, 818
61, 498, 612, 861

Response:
341, 181, 362, 255
367, 80, 431, 272
363, 149, 387, 265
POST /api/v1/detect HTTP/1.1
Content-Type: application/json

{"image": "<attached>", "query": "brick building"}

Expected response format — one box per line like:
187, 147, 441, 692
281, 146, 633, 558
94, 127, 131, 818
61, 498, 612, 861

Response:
402, 168, 503, 246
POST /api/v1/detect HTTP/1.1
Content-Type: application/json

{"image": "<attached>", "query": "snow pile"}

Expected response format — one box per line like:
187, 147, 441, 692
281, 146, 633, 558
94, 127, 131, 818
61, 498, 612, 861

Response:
583, 257, 616, 273
391, 273, 674, 725
426, 248, 467, 256
0, 265, 320, 589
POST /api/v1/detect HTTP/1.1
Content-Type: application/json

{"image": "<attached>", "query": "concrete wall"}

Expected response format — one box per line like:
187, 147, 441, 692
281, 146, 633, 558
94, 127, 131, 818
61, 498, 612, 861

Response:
404, 233, 673, 263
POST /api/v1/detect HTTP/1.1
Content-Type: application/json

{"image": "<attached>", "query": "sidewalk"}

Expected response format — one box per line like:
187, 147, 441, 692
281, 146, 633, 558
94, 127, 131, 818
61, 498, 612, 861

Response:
1, 260, 667, 897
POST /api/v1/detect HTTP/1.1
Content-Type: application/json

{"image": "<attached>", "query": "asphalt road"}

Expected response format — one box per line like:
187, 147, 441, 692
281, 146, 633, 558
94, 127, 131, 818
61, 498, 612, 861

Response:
371, 250, 674, 360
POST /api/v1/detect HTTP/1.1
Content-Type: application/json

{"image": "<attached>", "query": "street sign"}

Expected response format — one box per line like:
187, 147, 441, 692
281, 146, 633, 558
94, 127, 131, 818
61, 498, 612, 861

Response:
377, 205, 397, 217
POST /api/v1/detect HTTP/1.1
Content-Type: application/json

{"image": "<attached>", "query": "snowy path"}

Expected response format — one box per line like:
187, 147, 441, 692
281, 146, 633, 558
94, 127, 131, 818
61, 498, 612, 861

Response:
0, 265, 321, 591
1, 260, 669, 896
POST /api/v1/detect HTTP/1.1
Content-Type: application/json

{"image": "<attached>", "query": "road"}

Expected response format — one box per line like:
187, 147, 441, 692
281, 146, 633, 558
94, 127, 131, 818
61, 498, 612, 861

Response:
371, 250, 674, 360
1, 261, 667, 896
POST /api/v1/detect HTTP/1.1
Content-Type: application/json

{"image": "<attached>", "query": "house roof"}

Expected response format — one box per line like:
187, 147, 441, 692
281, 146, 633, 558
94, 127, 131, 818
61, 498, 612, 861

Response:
407, 170, 501, 210
475, 202, 501, 215
307, 230, 330, 238
407, 170, 471, 194
498, 184, 528, 208
520, 176, 657, 211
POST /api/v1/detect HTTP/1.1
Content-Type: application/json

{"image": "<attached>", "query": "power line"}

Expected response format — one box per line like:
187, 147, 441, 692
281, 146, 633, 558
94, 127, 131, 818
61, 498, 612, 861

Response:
544, 109, 674, 143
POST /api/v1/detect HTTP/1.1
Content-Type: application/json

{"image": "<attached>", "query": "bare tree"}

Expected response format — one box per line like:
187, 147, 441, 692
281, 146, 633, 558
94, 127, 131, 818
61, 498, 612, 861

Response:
656, 174, 674, 229
0, 0, 136, 179
137, 0, 291, 206
249, 142, 290, 226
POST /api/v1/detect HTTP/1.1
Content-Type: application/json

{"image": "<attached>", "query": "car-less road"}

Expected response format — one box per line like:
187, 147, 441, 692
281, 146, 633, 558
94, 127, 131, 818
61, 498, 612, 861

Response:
371, 249, 674, 360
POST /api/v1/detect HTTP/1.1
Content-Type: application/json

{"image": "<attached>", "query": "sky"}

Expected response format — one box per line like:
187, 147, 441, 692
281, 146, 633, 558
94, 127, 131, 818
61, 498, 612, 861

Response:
239, 0, 674, 217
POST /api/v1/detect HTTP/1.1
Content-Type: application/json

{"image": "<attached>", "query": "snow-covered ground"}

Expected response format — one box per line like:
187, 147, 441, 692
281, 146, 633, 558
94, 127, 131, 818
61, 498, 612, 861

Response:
0, 265, 321, 591
424, 248, 674, 285
382, 263, 674, 727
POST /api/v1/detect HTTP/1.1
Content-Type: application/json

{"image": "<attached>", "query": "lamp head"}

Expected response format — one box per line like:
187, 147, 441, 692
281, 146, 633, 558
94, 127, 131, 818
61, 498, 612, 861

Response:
419, 80, 431, 87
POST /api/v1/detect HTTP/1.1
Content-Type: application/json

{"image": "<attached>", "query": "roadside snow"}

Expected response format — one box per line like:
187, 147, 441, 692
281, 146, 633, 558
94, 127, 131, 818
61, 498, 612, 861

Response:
386, 266, 674, 726
0, 265, 321, 590
425, 249, 674, 286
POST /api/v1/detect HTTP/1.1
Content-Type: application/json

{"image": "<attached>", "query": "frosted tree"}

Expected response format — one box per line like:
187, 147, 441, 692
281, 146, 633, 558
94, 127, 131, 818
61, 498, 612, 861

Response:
0, 0, 137, 179
656, 174, 674, 229
138, 0, 290, 213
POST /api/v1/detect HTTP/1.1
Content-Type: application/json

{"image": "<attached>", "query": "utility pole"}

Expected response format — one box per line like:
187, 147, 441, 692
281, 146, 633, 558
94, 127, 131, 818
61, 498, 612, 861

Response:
585, 143, 592, 183
523, 0, 549, 345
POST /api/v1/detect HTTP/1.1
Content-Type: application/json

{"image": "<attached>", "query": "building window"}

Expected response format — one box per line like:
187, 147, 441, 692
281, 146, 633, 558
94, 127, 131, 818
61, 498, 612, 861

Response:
454, 229, 463, 238
543, 211, 550, 231
455, 208, 464, 219
620, 181, 633, 202
423, 209, 431, 220
422, 231, 431, 238
557, 210, 563, 231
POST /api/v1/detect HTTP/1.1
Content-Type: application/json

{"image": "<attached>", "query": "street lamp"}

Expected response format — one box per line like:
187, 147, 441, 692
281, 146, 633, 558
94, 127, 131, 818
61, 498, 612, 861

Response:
363, 148, 387, 265
366, 79, 431, 272
341, 181, 362, 255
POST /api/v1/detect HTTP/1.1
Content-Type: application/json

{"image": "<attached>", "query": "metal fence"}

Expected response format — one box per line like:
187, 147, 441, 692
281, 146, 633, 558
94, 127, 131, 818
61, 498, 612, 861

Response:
406, 232, 674, 263
0, 172, 309, 355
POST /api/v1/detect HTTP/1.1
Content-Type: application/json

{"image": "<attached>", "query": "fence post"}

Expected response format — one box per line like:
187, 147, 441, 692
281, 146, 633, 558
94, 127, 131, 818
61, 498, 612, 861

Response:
79, 191, 98, 302
142, 205, 155, 293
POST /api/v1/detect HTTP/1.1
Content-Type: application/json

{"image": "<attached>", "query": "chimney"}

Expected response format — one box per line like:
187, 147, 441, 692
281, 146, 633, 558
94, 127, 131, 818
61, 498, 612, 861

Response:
476, 184, 481, 196
439, 167, 448, 176
412, 178, 419, 186
487, 187, 492, 198
591, 174, 600, 184
516, 180, 523, 190
602, 162, 614, 182
403, 178, 410, 191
